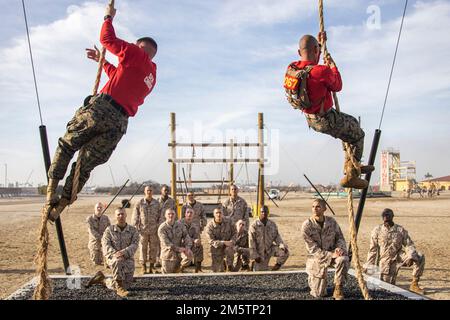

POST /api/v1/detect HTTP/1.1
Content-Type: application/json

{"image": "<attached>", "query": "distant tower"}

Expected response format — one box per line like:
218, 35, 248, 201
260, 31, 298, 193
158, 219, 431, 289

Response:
380, 149, 416, 191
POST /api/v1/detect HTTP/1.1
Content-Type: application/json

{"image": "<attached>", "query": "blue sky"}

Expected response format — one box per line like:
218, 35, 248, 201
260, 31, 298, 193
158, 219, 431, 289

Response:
0, 0, 449, 187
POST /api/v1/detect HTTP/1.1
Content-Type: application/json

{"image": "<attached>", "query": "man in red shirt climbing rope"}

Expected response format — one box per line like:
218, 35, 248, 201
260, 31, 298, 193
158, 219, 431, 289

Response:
46, 5, 157, 221
284, 33, 373, 189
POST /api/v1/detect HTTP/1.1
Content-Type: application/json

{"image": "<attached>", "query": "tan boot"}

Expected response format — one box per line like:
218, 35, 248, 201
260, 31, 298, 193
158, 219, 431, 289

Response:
340, 175, 368, 189
333, 284, 344, 300
179, 265, 188, 273
271, 263, 281, 271
149, 263, 154, 274
48, 197, 70, 222
195, 262, 203, 273
141, 264, 147, 275
340, 158, 368, 189
85, 271, 106, 288
240, 264, 250, 272
410, 277, 425, 295
115, 280, 129, 298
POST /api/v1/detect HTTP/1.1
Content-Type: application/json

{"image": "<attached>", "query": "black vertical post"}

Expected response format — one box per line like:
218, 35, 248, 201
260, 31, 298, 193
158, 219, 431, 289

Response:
39, 125, 71, 274
348, 129, 381, 261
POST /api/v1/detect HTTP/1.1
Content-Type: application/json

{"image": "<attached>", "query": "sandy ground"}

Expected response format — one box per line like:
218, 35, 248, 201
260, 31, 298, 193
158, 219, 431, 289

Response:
1, 192, 449, 300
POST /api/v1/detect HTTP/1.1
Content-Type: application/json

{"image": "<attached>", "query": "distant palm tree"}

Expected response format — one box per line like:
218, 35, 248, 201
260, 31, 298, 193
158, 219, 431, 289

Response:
424, 172, 433, 180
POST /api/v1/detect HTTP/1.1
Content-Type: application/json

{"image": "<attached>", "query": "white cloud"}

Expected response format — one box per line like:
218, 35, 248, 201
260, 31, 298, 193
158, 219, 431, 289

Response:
1, 0, 449, 187
214, 0, 360, 30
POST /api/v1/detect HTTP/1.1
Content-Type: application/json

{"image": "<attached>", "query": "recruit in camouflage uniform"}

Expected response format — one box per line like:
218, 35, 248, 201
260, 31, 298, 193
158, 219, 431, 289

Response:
284, 33, 372, 189
181, 192, 207, 232
44, 7, 158, 221
158, 208, 193, 273
249, 206, 289, 271
102, 208, 139, 296
364, 208, 425, 294
159, 185, 177, 221
222, 185, 249, 227
301, 199, 349, 299
205, 208, 236, 272
181, 208, 204, 272
232, 219, 250, 271
156, 185, 177, 267
131, 186, 161, 274
86, 202, 110, 265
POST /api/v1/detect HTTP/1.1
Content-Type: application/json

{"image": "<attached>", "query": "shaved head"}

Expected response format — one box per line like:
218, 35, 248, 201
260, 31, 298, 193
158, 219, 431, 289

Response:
299, 35, 319, 54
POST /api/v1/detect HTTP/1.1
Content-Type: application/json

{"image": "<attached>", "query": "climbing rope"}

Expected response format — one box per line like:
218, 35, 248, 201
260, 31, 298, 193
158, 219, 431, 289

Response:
32, 207, 53, 300
347, 188, 371, 300
318, 0, 340, 113
318, 0, 369, 299
344, 145, 371, 300
71, 0, 115, 205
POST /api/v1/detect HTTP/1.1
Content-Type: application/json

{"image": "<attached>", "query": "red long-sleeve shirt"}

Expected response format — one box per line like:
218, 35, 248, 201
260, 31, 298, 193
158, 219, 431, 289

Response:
100, 18, 157, 117
289, 60, 342, 114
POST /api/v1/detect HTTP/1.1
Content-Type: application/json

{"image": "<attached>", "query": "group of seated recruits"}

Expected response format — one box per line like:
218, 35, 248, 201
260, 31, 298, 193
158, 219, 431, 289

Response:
86, 186, 425, 299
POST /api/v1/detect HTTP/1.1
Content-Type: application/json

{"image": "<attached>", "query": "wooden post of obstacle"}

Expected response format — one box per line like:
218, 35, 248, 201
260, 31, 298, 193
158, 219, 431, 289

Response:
229, 139, 234, 187
257, 113, 264, 215
170, 112, 178, 217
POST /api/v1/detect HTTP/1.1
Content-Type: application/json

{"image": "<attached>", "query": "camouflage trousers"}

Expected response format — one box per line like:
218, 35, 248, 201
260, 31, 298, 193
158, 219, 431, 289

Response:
107, 256, 135, 289
254, 246, 289, 271
88, 238, 103, 265
211, 246, 235, 272
381, 252, 425, 284
306, 109, 365, 161
186, 243, 204, 264
163, 252, 193, 273
306, 256, 349, 298
48, 95, 128, 200
139, 232, 159, 264
233, 247, 250, 271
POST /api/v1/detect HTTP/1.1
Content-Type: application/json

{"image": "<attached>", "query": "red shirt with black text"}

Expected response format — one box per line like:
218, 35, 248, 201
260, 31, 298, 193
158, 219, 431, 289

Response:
288, 60, 342, 114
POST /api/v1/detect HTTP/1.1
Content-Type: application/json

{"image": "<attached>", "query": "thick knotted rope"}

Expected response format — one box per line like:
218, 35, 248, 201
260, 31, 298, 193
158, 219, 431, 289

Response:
318, 0, 340, 113
71, 0, 115, 205
347, 187, 371, 300
32, 207, 53, 300
319, 0, 369, 299
34, 0, 116, 300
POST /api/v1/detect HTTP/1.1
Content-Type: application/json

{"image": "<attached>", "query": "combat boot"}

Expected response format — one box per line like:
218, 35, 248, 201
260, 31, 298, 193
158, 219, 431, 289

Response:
195, 262, 203, 273
85, 271, 106, 288
115, 280, 129, 298
48, 197, 71, 222
141, 263, 147, 275
333, 284, 344, 300
340, 157, 368, 190
410, 277, 425, 295
271, 263, 282, 271
340, 175, 368, 189
240, 264, 250, 272
149, 263, 154, 274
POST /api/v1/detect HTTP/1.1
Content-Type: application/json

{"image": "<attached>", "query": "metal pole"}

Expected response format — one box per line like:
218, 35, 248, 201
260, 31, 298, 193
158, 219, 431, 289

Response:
303, 174, 336, 216
4, 164, 6, 187
101, 179, 130, 215
39, 125, 70, 274
258, 113, 264, 214
170, 113, 177, 203
348, 129, 382, 261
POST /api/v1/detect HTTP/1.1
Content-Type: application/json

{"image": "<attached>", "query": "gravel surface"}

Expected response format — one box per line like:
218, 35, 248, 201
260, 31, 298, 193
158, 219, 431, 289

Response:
11, 272, 409, 300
